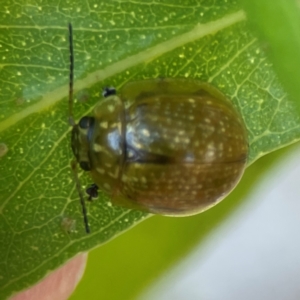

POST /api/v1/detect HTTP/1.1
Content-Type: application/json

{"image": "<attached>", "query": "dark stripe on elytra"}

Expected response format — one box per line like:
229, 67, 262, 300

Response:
126, 147, 174, 164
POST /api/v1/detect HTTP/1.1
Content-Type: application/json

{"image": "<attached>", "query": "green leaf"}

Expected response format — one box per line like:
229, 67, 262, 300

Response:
0, 0, 300, 299
241, 0, 300, 114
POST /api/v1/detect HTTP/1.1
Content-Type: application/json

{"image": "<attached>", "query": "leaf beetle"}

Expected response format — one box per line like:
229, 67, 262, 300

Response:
68, 24, 248, 233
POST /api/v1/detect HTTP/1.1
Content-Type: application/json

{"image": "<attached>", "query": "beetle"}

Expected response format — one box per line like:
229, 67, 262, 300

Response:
68, 24, 248, 233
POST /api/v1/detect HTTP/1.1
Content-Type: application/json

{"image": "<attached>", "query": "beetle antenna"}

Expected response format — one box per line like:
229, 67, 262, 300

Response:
68, 23, 90, 234
68, 23, 75, 126
71, 161, 90, 233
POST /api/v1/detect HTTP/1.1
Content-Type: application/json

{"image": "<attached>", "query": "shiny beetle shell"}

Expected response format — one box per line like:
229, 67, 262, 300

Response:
71, 78, 248, 216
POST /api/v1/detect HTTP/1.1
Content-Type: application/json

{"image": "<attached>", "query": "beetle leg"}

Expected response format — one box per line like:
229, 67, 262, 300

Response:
86, 183, 99, 201
102, 87, 116, 97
